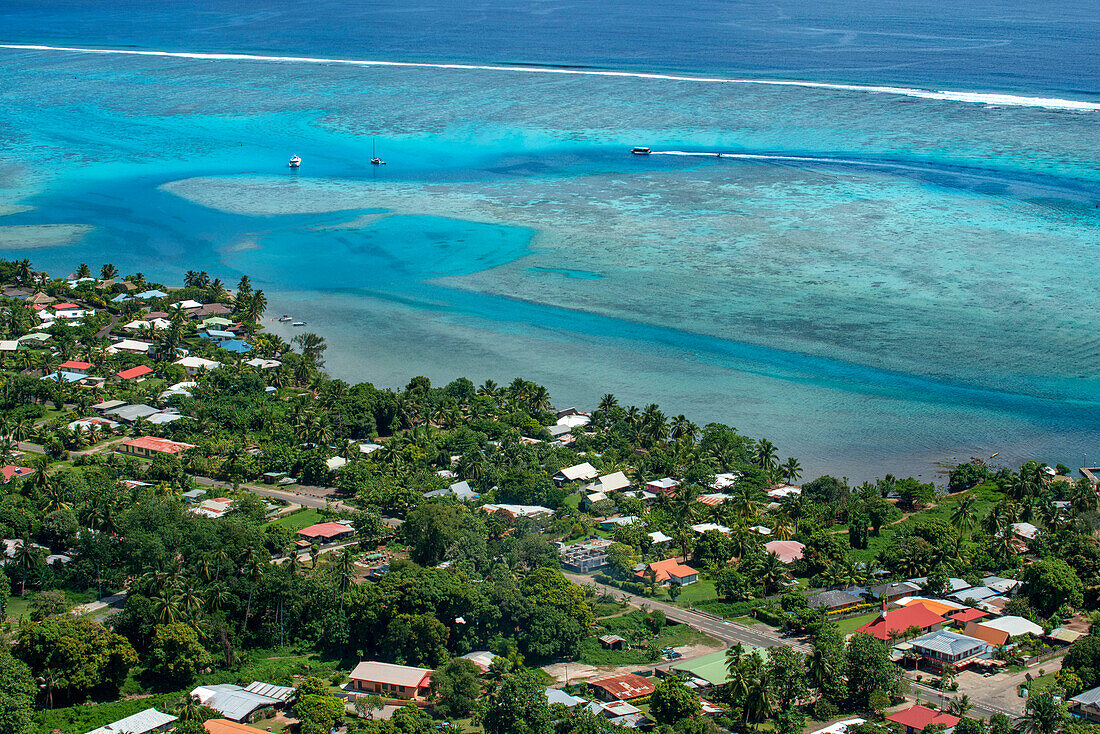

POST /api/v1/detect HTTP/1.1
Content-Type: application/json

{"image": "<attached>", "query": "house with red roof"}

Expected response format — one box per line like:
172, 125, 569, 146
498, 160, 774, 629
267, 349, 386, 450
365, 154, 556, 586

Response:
886, 705, 959, 734
119, 436, 195, 457
589, 673, 656, 701
635, 558, 698, 586
297, 521, 356, 544
1, 465, 34, 483
856, 602, 946, 642
947, 607, 989, 625
117, 365, 154, 381
59, 360, 92, 375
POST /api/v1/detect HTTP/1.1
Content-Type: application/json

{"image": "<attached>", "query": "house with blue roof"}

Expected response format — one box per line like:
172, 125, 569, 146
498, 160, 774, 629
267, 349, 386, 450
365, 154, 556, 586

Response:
135, 289, 169, 299
219, 339, 252, 354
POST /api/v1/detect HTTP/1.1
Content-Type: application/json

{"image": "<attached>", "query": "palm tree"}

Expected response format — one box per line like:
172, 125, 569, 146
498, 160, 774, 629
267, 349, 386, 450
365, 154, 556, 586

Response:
950, 495, 979, 538
242, 550, 264, 624
14, 538, 43, 596
100, 263, 119, 281
76, 263, 91, 279
309, 543, 321, 569
153, 585, 181, 625
1015, 692, 1065, 734
780, 457, 802, 484
754, 439, 778, 472
176, 694, 207, 722
236, 275, 252, 300
758, 552, 790, 595
771, 514, 794, 541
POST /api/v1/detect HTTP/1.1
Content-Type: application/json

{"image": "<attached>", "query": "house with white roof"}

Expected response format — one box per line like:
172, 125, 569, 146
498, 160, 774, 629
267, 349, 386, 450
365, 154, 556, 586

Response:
691, 523, 731, 535
107, 339, 153, 355
349, 661, 433, 700
553, 462, 599, 485
979, 615, 1044, 638
591, 471, 631, 493
174, 355, 220, 375
87, 708, 177, 734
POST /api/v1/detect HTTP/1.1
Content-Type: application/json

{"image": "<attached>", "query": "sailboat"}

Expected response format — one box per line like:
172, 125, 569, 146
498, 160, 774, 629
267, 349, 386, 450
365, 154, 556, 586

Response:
370, 138, 386, 166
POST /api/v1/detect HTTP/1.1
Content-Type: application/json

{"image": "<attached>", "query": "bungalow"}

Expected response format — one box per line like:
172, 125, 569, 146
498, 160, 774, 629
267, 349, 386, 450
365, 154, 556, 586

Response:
553, 462, 599, 485
480, 504, 554, 519
856, 603, 946, 642
188, 303, 233, 318
119, 436, 195, 457
959, 621, 1009, 647
1012, 521, 1041, 541
948, 586, 1000, 605
646, 477, 680, 494
698, 493, 729, 507
107, 339, 153, 355
886, 705, 960, 734
58, 359, 92, 375
458, 650, 499, 673
423, 480, 480, 501
87, 708, 177, 734
690, 522, 730, 535
190, 682, 294, 722
205, 721, 268, 734
599, 634, 627, 650
766, 484, 802, 501
192, 497, 234, 519
978, 615, 1043, 638
712, 472, 741, 490
68, 417, 119, 432
117, 365, 153, 381
807, 590, 863, 612
54, 307, 93, 320
908, 629, 991, 672
1, 465, 34, 483
0, 340, 18, 352
592, 471, 632, 493
599, 515, 639, 530
177, 299, 204, 310
201, 316, 234, 329
868, 581, 922, 602
636, 558, 699, 586
546, 688, 587, 708
349, 661, 433, 700
174, 356, 221, 375
947, 608, 990, 625
218, 339, 252, 354
1070, 686, 1100, 724
589, 673, 656, 702
648, 530, 673, 545
94, 399, 127, 413
202, 329, 235, 341
135, 289, 169, 299
106, 404, 160, 422
297, 521, 355, 544
246, 357, 281, 370
764, 540, 805, 564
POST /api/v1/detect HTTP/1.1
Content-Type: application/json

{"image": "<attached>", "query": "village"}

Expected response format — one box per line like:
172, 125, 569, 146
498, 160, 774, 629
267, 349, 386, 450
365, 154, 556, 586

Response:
0, 259, 1099, 734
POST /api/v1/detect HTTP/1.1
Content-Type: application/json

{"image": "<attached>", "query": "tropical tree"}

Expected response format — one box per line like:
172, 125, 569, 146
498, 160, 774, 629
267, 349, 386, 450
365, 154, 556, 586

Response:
754, 439, 778, 472
100, 263, 119, 280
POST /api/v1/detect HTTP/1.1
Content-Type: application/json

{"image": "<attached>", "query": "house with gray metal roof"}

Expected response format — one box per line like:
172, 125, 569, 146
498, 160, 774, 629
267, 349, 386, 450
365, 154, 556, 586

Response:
807, 590, 863, 611
908, 629, 990, 672
87, 708, 177, 734
190, 681, 293, 722
1071, 686, 1100, 723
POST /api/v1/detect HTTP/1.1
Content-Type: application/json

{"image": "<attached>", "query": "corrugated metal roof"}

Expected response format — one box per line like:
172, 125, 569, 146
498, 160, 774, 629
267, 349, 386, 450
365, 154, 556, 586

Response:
87, 707, 177, 734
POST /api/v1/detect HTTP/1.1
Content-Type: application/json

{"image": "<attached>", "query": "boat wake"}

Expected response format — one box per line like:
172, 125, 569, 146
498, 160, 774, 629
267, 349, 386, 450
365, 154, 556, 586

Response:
2, 43, 1098, 112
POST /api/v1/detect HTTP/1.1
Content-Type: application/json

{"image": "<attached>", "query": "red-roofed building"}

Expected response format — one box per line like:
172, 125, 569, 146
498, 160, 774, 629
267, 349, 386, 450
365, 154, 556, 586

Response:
948, 607, 989, 624
53, 302, 79, 310
297, 521, 356, 544
59, 360, 92, 374
886, 705, 960, 734
119, 436, 195, 457
1, 465, 34, 483
856, 602, 946, 642
117, 365, 153, 380
590, 674, 656, 701
636, 558, 698, 586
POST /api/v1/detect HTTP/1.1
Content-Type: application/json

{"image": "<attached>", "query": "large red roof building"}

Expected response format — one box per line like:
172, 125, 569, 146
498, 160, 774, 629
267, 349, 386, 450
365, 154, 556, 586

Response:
856, 602, 946, 641
886, 705, 960, 733
119, 436, 195, 457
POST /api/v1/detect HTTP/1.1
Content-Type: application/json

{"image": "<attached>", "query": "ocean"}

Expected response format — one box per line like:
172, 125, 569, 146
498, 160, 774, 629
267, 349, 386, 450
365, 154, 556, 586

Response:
0, 0, 1096, 480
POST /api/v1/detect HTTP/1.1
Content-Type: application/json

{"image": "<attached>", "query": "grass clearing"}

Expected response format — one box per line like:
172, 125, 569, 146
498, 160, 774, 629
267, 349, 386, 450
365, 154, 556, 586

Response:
267, 507, 323, 531
834, 611, 880, 636
576, 610, 716, 666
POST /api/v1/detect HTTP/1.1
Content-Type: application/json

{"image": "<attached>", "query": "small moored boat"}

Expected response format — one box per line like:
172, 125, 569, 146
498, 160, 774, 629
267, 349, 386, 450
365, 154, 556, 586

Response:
292, 321, 307, 327
631, 147, 651, 155
278, 315, 292, 322
288, 155, 301, 168
370, 138, 386, 165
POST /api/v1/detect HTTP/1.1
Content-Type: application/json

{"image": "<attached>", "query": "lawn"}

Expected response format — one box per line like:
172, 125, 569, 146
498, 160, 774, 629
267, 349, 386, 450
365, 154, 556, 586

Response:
267, 508, 323, 531
834, 611, 880, 636
673, 579, 717, 605
576, 610, 717, 666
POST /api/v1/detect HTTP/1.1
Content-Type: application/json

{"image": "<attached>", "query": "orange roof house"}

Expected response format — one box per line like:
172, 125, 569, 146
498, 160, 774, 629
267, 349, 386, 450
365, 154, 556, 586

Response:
960, 621, 1010, 647
635, 558, 698, 586
205, 721, 263, 734
589, 673, 656, 701
857, 602, 946, 642
59, 360, 92, 373
119, 436, 195, 457
1, 465, 34, 483
948, 607, 990, 624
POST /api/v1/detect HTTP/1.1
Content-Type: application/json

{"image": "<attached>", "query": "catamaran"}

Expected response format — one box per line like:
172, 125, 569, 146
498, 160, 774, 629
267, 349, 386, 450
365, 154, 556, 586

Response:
370, 138, 385, 165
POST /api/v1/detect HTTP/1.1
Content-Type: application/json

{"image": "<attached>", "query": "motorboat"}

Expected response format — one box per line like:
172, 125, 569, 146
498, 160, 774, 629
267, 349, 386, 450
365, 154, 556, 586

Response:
631, 147, 651, 155
292, 321, 307, 327
278, 315, 292, 322
288, 155, 301, 168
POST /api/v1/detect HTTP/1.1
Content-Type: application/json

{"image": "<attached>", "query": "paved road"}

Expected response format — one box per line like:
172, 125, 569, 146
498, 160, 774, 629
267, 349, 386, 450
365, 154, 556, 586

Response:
564, 572, 808, 652
191, 475, 350, 511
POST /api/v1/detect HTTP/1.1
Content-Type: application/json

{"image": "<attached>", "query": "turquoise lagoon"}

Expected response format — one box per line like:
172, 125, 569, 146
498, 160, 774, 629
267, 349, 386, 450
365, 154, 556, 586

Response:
0, 41, 1097, 479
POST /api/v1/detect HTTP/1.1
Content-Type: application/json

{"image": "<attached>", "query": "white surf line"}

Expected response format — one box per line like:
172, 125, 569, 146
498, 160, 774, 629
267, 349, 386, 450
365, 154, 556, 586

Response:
2, 43, 1098, 112
653, 151, 882, 166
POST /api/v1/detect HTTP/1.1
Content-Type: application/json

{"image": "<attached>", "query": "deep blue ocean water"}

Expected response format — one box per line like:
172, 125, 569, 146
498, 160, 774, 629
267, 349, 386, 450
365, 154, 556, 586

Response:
0, 0, 1097, 479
